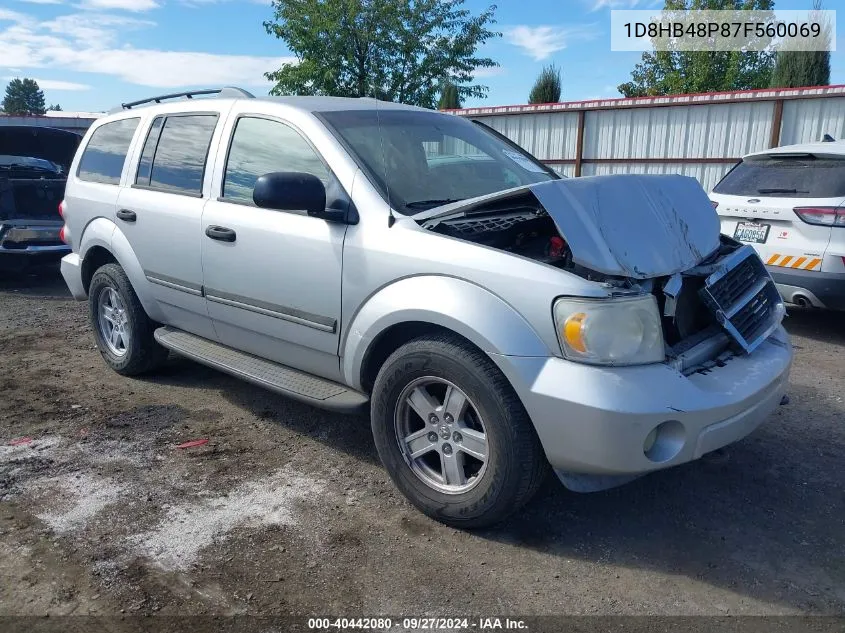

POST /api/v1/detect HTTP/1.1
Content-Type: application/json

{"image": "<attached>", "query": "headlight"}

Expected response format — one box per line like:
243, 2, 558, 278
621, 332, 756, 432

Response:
553, 295, 664, 365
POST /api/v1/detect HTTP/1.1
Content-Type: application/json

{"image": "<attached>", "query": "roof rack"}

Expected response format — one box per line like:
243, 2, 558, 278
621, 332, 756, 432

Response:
109, 86, 255, 113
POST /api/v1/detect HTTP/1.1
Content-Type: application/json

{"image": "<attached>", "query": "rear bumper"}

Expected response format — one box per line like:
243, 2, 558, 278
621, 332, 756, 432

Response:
60, 253, 87, 300
767, 266, 845, 310
0, 220, 69, 258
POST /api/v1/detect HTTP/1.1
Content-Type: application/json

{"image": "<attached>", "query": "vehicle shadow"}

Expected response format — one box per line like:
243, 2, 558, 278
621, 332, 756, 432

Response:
141, 356, 379, 466
0, 262, 70, 299
143, 356, 844, 612
782, 306, 845, 347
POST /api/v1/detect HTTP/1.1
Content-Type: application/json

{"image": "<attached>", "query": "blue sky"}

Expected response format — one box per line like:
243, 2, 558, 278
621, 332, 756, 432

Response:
0, 0, 842, 113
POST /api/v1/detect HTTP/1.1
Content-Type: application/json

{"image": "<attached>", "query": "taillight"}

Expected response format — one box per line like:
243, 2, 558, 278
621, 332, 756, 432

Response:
710, 200, 719, 209
793, 206, 845, 227
58, 200, 65, 218
59, 226, 67, 244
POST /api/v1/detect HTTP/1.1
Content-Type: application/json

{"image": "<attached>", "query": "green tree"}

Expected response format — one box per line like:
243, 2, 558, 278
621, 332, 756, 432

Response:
264, 0, 500, 109
48, 103, 63, 111
2, 78, 46, 115
438, 82, 461, 109
528, 64, 561, 104
618, 0, 776, 97
770, 0, 830, 88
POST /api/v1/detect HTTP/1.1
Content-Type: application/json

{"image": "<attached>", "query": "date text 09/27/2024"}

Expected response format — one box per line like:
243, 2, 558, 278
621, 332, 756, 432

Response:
307, 617, 528, 630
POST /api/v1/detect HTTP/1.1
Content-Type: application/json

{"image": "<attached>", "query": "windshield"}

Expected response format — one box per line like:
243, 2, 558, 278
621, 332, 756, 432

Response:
713, 155, 845, 198
0, 154, 62, 174
319, 109, 557, 214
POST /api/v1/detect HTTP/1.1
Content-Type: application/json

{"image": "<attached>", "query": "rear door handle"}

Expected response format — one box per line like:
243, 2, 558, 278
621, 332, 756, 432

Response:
205, 225, 237, 242
116, 208, 136, 222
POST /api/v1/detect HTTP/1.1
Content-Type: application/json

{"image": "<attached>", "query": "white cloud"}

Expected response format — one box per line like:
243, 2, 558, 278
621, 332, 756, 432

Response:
179, 0, 268, 5
0, 9, 33, 22
0, 9, 290, 89
504, 25, 599, 61
63, 49, 288, 87
588, 0, 660, 10
77, 0, 160, 11
3, 76, 91, 90
474, 66, 505, 79
41, 13, 154, 45
17, 0, 161, 8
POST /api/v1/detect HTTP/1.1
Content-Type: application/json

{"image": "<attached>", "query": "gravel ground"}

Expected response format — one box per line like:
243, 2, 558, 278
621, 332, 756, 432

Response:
0, 264, 843, 624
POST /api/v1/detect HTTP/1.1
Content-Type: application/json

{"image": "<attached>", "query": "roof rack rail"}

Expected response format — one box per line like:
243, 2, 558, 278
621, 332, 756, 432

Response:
109, 86, 255, 113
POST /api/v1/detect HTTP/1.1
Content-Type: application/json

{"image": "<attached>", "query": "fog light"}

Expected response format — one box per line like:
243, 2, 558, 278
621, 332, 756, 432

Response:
643, 420, 686, 463
643, 427, 658, 453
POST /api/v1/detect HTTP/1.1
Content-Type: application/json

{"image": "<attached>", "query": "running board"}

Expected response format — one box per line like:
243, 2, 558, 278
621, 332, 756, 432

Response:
154, 327, 368, 413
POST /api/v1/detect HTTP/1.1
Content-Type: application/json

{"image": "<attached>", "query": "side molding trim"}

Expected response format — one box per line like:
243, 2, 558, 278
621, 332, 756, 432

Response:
205, 287, 337, 333
145, 272, 204, 296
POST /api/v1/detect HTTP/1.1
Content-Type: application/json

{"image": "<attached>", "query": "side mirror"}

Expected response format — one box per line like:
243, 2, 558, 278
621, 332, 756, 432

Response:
253, 172, 327, 216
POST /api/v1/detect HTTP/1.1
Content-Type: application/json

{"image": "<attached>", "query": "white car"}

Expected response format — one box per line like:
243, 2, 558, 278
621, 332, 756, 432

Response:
711, 141, 845, 310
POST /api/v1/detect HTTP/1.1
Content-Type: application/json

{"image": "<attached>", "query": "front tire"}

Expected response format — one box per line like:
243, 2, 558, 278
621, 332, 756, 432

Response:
88, 263, 168, 376
371, 334, 548, 529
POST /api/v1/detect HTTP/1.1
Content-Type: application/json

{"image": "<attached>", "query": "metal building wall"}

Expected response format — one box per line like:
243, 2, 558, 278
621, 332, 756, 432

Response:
580, 101, 773, 189
454, 85, 845, 192
780, 97, 845, 145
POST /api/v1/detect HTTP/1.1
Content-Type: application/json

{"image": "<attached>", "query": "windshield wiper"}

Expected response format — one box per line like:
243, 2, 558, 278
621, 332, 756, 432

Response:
757, 188, 808, 194
404, 198, 464, 211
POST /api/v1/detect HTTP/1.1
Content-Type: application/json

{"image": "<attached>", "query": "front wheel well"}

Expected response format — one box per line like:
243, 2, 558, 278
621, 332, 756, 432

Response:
81, 246, 117, 293
359, 321, 484, 394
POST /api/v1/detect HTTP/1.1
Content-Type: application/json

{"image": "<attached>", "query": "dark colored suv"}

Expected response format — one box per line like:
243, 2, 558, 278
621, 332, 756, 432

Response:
0, 125, 81, 271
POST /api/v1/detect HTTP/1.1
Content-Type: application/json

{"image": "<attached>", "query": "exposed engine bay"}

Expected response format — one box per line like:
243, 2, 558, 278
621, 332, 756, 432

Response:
420, 187, 783, 373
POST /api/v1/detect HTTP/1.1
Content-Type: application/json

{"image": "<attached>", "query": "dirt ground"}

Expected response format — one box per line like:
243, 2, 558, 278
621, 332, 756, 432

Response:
0, 264, 843, 625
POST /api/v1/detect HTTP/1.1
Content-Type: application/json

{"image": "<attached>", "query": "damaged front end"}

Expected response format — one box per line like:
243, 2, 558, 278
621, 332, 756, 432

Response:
417, 174, 785, 373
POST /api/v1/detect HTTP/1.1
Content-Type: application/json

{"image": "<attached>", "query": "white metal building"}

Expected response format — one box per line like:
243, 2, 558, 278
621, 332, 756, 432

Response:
453, 85, 845, 191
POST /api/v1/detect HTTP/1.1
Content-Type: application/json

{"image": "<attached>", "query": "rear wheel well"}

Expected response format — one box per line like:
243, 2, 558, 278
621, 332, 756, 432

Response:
81, 246, 117, 293
360, 322, 481, 393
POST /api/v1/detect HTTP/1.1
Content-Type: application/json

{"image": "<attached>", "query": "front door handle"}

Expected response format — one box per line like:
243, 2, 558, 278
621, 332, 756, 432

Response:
116, 208, 137, 222
205, 225, 237, 242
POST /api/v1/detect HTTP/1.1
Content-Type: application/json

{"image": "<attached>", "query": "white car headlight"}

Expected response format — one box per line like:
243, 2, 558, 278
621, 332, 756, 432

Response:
553, 295, 665, 365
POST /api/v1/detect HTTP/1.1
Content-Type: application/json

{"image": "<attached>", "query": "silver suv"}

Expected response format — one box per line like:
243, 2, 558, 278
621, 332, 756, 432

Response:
60, 87, 793, 527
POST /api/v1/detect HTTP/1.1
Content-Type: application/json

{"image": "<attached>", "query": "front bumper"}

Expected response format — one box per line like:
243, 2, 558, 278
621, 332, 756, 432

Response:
495, 325, 792, 482
767, 266, 845, 311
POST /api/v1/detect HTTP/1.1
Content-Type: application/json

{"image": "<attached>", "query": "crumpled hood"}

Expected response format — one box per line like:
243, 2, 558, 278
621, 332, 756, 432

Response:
417, 173, 721, 279
530, 174, 721, 278
0, 126, 81, 169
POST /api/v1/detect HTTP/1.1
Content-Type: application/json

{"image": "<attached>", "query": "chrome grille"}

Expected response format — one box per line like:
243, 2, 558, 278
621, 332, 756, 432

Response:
699, 246, 784, 353
706, 255, 758, 306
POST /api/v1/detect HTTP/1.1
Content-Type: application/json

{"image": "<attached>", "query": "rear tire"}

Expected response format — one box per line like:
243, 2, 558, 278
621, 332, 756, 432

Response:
371, 333, 548, 529
88, 263, 168, 376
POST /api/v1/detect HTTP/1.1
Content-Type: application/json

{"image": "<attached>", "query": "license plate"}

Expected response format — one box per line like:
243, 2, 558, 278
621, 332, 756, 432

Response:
734, 222, 770, 244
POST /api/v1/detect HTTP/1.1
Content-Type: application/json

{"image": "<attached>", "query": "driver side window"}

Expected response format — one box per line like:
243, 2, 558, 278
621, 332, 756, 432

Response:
222, 116, 330, 204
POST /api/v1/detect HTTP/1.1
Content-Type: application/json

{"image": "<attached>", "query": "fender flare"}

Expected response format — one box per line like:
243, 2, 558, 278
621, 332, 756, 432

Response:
341, 275, 552, 390
77, 216, 115, 262
78, 218, 166, 322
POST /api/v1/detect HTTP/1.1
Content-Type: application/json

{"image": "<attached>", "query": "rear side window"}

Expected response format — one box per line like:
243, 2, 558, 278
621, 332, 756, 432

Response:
135, 116, 163, 185
77, 118, 139, 185
135, 114, 218, 196
222, 116, 330, 204
714, 155, 845, 198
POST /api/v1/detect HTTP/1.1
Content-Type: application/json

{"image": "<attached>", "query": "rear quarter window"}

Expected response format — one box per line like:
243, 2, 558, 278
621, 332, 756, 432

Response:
714, 155, 845, 198
134, 114, 218, 197
77, 118, 140, 185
